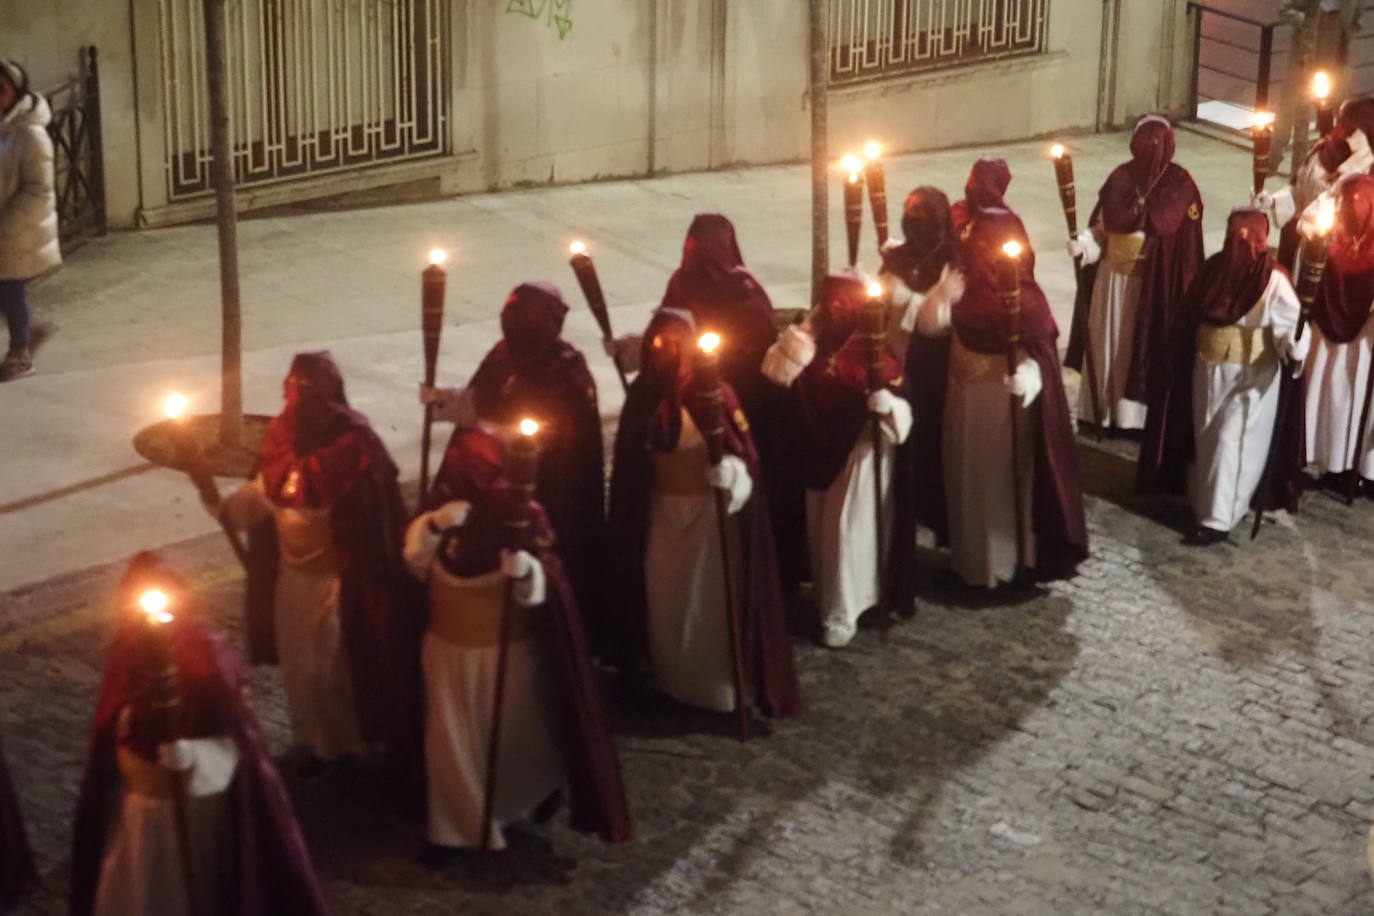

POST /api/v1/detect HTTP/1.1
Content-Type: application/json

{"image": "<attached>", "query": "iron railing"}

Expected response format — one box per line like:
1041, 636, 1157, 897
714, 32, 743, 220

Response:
830, 0, 1050, 86
1186, 3, 1285, 118
42, 47, 106, 252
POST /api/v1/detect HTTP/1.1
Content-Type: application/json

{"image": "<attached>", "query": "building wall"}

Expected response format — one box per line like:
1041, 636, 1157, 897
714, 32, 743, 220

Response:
6, 0, 1198, 229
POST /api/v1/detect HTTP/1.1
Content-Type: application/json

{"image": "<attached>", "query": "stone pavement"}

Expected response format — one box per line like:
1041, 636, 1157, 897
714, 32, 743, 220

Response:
0, 127, 1253, 593
6, 436, 1374, 915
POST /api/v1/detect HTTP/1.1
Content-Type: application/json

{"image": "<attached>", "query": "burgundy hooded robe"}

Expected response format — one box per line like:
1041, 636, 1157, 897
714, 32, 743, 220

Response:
72, 556, 330, 916
410, 429, 632, 844
950, 156, 1013, 235
607, 309, 802, 718
1066, 116, 1205, 453
1275, 97, 1374, 270
909, 209, 1088, 583
240, 353, 421, 770
461, 282, 609, 645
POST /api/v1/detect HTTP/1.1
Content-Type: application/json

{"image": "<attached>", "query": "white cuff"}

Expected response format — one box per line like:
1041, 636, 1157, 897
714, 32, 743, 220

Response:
1007, 357, 1043, 408
510, 557, 547, 607
403, 514, 443, 581
708, 454, 753, 514
761, 325, 816, 387
1075, 229, 1103, 266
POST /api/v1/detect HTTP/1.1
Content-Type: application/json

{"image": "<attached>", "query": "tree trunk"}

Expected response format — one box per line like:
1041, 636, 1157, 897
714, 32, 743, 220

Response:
204, 0, 243, 449
809, 0, 829, 305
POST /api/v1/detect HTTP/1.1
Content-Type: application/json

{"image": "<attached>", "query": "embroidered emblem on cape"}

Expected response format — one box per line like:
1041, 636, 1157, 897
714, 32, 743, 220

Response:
281, 469, 301, 499
1188, 202, 1201, 221
733, 408, 750, 432
535, 534, 554, 549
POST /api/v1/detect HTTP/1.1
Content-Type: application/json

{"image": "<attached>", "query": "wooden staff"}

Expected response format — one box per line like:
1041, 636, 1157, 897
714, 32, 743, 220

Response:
843, 155, 864, 268
998, 242, 1030, 580
1051, 145, 1104, 437
861, 284, 890, 625
479, 418, 541, 852
569, 241, 629, 392
1252, 112, 1275, 196
419, 249, 448, 503
1252, 208, 1332, 537
135, 590, 201, 916
163, 395, 248, 570
694, 334, 751, 743
1314, 71, 1335, 138
863, 141, 890, 250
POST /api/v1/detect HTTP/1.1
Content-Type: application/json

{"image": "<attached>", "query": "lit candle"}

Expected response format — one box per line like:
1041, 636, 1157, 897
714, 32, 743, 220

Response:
862, 141, 889, 248
999, 241, 1024, 375
1314, 71, 1335, 137
1050, 144, 1079, 238
139, 588, 174, 625
422, 249, 448, 389
1251, 111, 1275, 195
568, 240, 619, 354
508, 417, 542, 501
843, 157, 865, 268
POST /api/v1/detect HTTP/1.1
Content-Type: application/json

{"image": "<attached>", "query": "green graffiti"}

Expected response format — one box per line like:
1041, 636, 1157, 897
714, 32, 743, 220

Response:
506, 0, 573, 40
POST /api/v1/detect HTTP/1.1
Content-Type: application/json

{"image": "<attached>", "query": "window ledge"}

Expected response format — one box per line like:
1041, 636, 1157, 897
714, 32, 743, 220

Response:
829, 49, 1070, 96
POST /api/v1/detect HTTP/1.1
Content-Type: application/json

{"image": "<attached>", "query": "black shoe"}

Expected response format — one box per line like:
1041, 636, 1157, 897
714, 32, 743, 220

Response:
418, 843, 467, 871
1186, 526, 1228, 546
530, 789, 564, 826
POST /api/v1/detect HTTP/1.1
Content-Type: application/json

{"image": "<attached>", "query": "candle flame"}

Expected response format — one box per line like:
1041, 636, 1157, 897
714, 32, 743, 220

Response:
519, 418, 540, 437
698, 332, 721, 355
1318, 195, 1337, 234
1252, 110, 1275, 130
428, 248, 448, 267
569, 240, 587, 256
163, 392, 188, 420
139, 589, 174, 625
848, 171, 862, 184
863, 140, 881, 161
1314, 70, 1331, 101
840, 153, 864, 174
1002, 240, 1023, 259
1050, 143, 1066, 159
865, 280, 884, 299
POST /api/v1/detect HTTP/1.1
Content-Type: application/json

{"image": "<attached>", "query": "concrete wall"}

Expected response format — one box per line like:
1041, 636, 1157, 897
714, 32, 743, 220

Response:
6, 0, 1201, 229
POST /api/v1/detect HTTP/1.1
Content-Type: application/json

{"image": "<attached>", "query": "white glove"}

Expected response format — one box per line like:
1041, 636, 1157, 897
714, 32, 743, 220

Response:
1067, 229, 1101, 265
157, 740, 195, 773
1005, 358, 1043, 409
500, 548, 536, 581
1252, 189, 1275, 212
880, 237, 905, 255
430, 500, 471, 531
1286, 324, 1313, 366
705, 454, 753, 513
761, 325, 816, 386
914, 267, 965, 339
868, 388, 898, 416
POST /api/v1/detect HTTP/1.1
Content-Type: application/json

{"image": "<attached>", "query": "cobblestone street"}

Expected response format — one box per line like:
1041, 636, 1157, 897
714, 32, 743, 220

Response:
5, 437, 1374, 915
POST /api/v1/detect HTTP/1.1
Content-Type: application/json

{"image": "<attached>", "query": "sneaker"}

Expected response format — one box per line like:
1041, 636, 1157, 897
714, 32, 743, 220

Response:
0, 349, 32, 381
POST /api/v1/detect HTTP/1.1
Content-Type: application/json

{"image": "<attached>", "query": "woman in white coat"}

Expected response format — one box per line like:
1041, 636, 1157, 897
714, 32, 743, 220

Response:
0, 60, 59, 381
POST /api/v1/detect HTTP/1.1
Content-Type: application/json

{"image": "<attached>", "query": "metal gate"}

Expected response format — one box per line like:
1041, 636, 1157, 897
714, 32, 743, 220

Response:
156, 0, 450, 201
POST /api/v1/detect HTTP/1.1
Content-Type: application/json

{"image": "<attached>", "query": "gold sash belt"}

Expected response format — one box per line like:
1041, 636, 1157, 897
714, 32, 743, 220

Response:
1106, 232, 1147, 277
116, 745, 178, 799
429, 577, 537, 647
653, 447, 710, 495
1196, 324, 1276, 366
276, 509, 337, 574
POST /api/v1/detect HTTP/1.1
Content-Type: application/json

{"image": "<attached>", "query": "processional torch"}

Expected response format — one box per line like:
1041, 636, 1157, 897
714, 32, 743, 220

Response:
163, 393, 249, 570
998, 241, 1031, 581
1252, 195, 1335, 536
694, 333, 751, 743
1051, 144, 1104, 435
863, 141, 890, 250
135, 588, 201, 916
842, 154, 865, 268
419, 249, 448, 504
569, 241, 629, 392
861, 282, 893, 630
1314, 71, 1335, 139
480, 418, 541, 852
1252, 111, 1276, 196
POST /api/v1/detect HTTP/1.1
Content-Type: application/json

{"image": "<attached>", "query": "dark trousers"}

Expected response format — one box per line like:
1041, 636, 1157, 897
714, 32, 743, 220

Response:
0, 280, 29, 353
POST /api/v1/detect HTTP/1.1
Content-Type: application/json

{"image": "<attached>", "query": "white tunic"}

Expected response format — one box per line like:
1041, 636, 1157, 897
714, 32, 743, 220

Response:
1263, 129, 1373, 228
1188, 270, 1304, 532
1074, 228, 1149, 430
94, 733, 240, 916
644, 412, 753, 713
403, 517, 559, 850
223, 477, 367, 761
942, 337, 1039, 587
762, 326, 914, 646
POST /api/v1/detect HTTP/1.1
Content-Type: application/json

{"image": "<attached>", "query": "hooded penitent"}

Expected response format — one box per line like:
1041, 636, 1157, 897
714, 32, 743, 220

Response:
883, 186, 960, 295
71, 553, 330, 916
246, 352, 421, 766
424, 429, 633, 843
909, 208, 1088, 581
461, 282, 608, 642
1067, 116, 1204, 407
1145, 208, 1286, 496
607, 308, 803, 717
951, 157, 1013, 233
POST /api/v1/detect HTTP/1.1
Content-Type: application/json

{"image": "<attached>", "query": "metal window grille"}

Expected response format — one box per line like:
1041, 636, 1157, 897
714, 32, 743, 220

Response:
156, 0, 450, 202
831, 0, 1050, 85
44, 47, 107, 251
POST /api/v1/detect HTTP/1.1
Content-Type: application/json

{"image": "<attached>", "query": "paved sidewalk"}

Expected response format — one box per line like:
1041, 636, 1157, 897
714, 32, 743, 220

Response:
0, 128, 1251, 593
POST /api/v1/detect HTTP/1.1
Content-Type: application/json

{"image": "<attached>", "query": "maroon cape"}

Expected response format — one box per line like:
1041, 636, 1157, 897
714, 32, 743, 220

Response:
461, 283, 608, 644
781, 274, 917, 612
244, 353, 422, 774
910, 209, 1088, 581
1066, 117, 1205, 461
950, 156, 1013, 235
0, 731, 36, 910
72, 557, 330, 915
427, 435, 632, 842
608, 311, 803, 717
